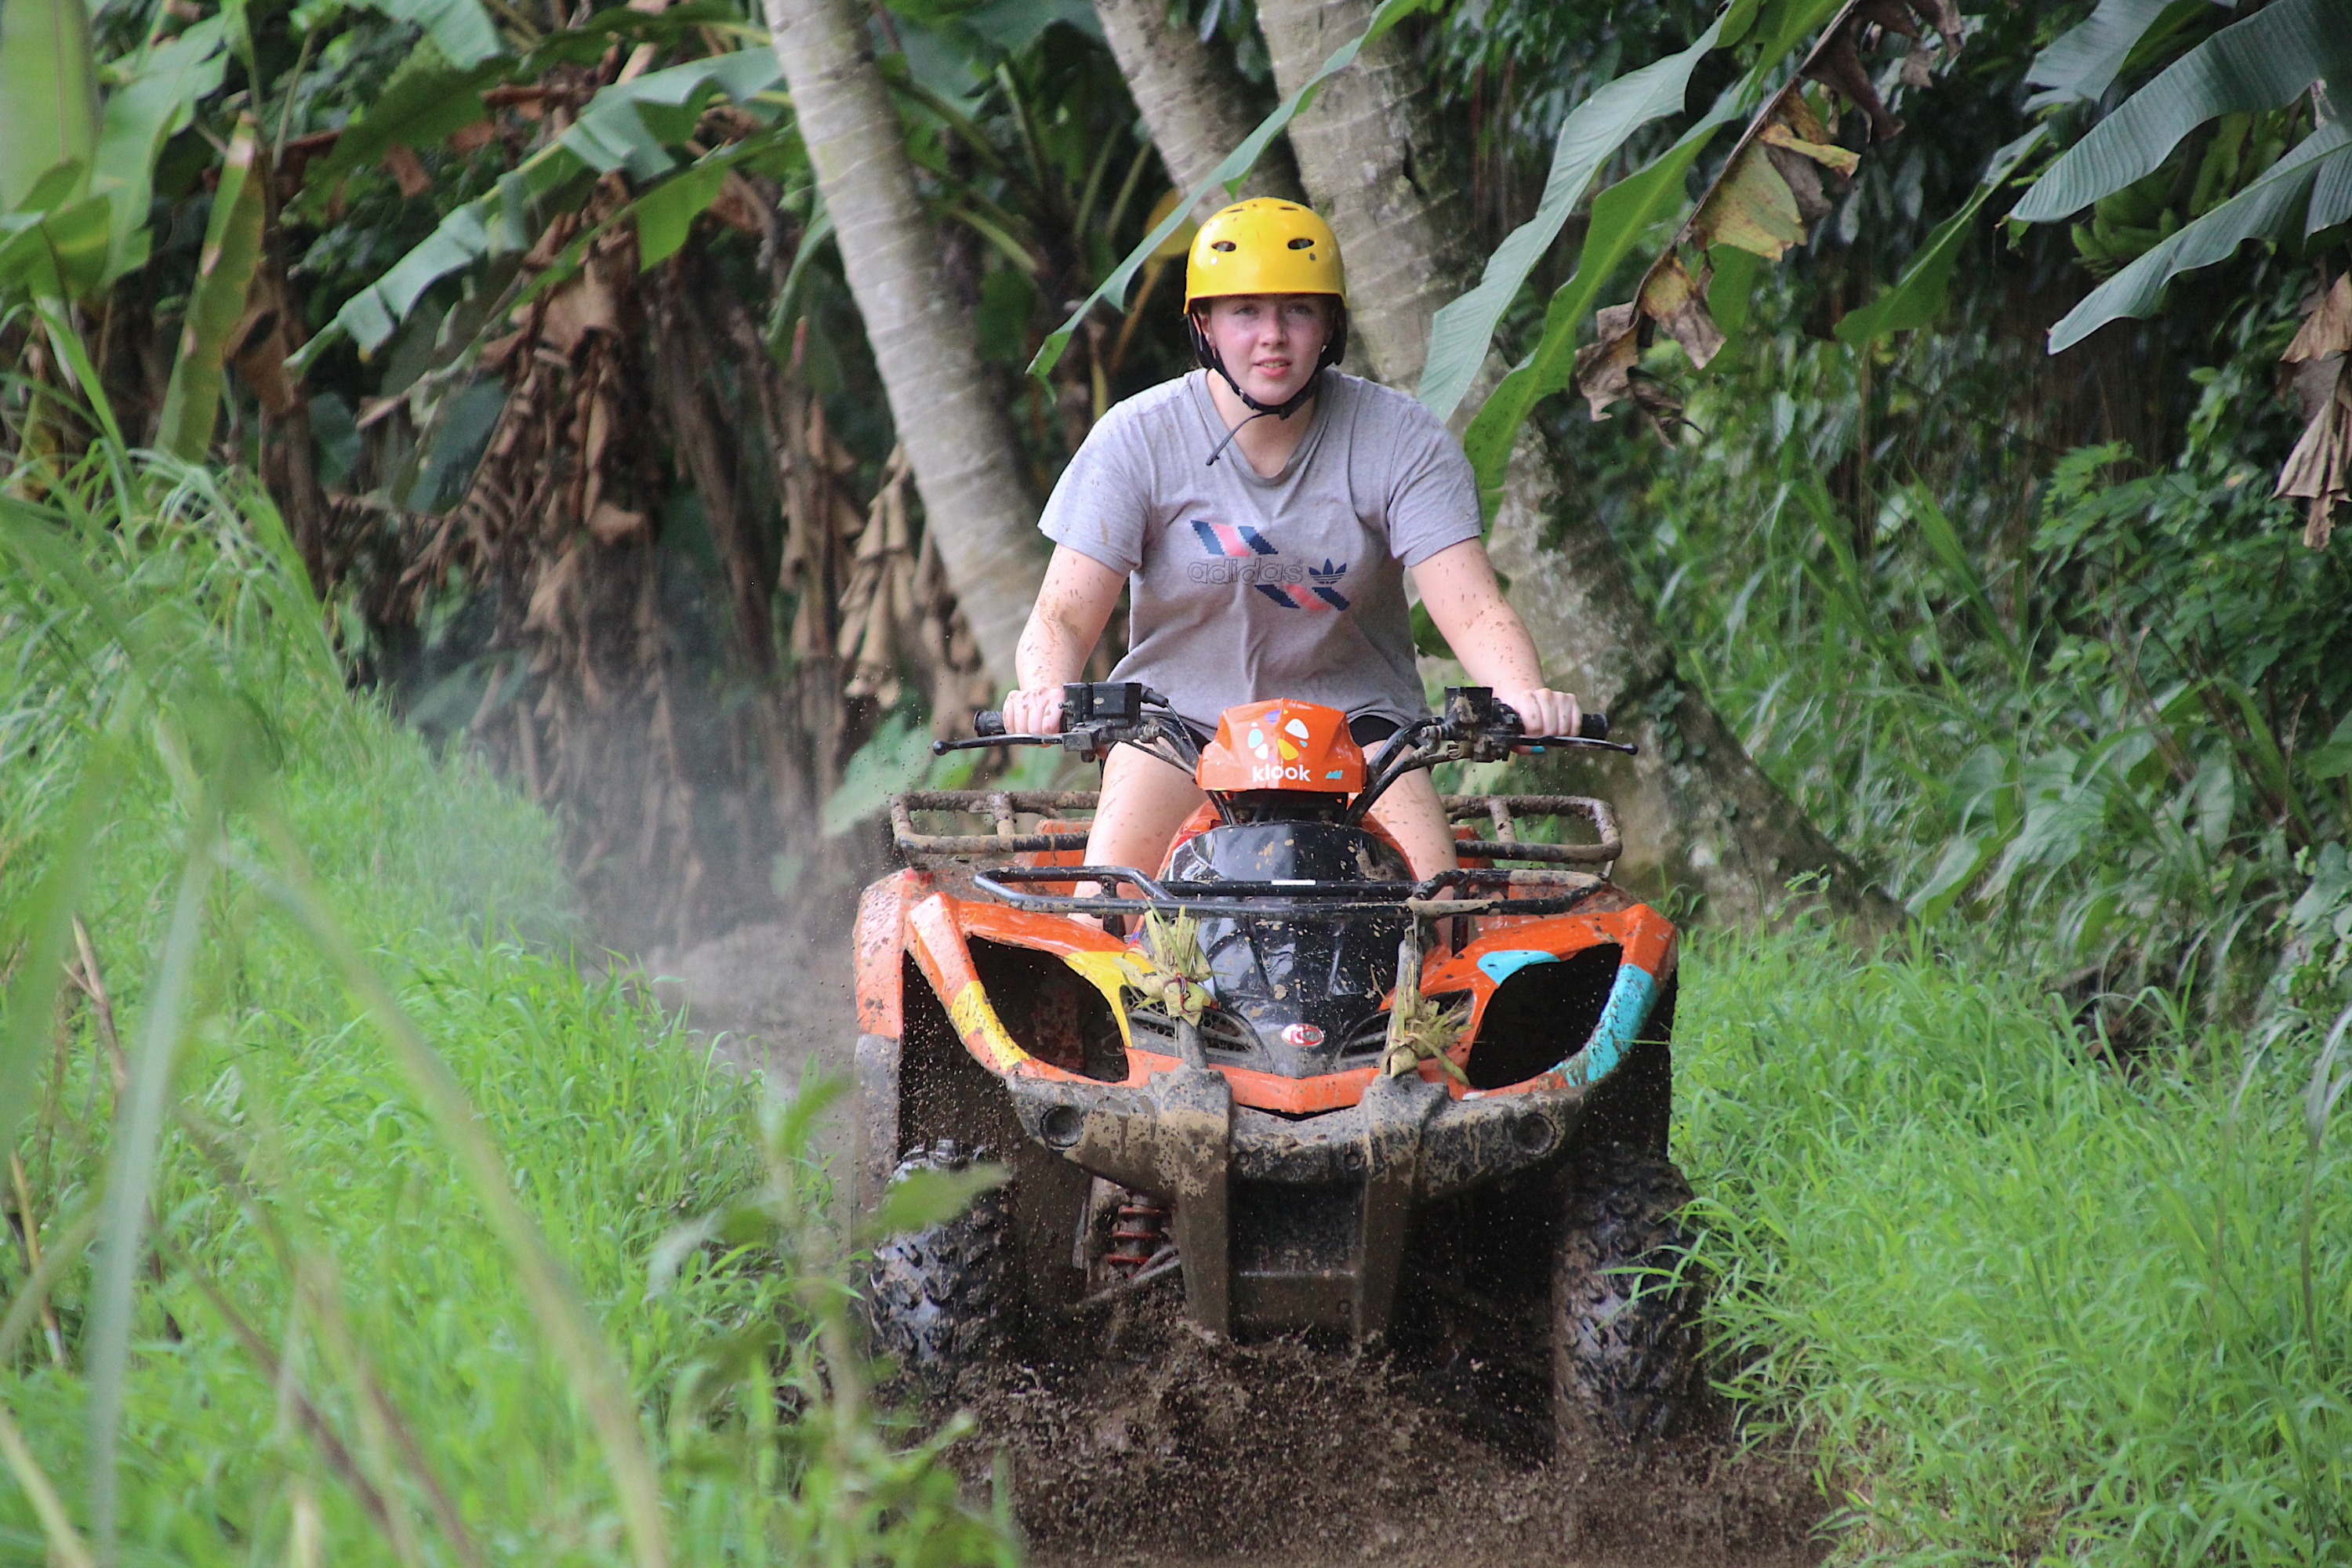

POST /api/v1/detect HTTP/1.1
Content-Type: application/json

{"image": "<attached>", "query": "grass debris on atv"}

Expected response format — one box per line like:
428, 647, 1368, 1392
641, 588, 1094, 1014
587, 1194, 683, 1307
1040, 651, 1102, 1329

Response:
853, 683, 1702, 1446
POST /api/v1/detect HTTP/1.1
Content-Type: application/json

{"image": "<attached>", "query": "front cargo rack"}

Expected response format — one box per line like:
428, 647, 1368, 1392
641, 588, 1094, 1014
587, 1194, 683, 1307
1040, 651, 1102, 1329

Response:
891, 791, 1622, 872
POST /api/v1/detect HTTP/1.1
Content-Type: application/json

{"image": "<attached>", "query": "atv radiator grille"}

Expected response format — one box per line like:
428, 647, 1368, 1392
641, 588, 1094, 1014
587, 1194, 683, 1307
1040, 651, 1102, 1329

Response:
1127, 1007, 1257, 1054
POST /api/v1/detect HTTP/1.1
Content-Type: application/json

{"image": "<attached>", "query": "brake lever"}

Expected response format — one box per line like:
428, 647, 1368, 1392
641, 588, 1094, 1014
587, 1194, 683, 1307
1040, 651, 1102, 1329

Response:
931, 733, 1057, 754
933, 727, 1127, 759
1511, 735, 1639, 755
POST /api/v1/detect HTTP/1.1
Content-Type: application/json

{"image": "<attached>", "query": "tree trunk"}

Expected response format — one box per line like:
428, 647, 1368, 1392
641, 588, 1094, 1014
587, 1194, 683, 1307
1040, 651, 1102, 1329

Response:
1240, 0, 1478, 391
764, 0, 1043, 684
1239, 0, 1893, 927
1091, 0, 1306, 212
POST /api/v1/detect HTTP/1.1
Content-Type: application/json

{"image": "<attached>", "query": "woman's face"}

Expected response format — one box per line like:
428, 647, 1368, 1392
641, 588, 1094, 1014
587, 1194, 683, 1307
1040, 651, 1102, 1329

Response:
1202, 294, 1333, 406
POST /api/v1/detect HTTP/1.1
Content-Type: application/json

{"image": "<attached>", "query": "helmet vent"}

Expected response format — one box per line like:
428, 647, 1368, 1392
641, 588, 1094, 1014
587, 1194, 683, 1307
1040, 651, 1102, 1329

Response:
1211, 239, 1237, 252
1287, 237, 1315, 249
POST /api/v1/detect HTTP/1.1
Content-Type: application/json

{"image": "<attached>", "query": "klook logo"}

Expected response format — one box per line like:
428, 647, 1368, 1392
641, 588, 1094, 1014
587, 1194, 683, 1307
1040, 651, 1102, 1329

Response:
1244, 710, 1316, 782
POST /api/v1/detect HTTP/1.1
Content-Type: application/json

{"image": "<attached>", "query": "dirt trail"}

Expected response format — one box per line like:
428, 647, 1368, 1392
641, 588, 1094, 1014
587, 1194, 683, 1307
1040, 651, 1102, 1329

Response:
657, 909, 1829, 1568
955, 1295, 1826, 1568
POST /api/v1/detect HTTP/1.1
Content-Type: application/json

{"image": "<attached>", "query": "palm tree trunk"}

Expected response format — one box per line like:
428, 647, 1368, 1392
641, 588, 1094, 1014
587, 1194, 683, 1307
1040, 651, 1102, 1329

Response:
764, 0, 1043, 684
1091, 0, 1306, 212
1242, 0, 1893, 927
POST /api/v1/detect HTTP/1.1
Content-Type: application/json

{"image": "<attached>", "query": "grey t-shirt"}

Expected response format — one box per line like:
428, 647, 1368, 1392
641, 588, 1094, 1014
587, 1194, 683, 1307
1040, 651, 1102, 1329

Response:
1039, 370, 1483, 732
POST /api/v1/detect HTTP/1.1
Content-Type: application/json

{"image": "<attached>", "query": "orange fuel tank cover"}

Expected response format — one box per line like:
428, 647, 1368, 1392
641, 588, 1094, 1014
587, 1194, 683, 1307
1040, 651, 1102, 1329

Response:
1196, 699, 1366, 793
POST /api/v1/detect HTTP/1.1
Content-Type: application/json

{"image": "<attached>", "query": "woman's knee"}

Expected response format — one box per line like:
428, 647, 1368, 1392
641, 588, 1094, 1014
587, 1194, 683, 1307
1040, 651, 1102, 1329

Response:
1368, 772, 1458, 880
1087, 746, 1207, 881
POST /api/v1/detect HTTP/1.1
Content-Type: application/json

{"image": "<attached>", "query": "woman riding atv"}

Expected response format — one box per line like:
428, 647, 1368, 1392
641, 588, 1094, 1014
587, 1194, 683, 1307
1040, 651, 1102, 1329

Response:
1003, 198, 1582, 890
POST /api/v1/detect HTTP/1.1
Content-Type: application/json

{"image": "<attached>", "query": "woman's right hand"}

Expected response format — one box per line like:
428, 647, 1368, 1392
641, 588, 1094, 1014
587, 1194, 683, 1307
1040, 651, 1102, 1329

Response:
1001, 685, 1065, 735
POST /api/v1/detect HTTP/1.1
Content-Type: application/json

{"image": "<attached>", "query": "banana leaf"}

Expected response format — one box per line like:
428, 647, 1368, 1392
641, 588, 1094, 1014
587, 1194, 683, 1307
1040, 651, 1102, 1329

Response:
2024, 0, 2197, 109
309, 5, 743, 187
1453, 0, 1878, 512
0, 0, 100, 209
1836, 126, 2045, 347
155, 118, 267, 459
1416, 0, 1755, 422
1457, 109, 1735, 512
2013, 0, 2352, 223
2047, 118, 2352, 351
302, 46, 786, 362
358, 0, 502, 68
562, 45, 784, 180
88, 20, 230, 279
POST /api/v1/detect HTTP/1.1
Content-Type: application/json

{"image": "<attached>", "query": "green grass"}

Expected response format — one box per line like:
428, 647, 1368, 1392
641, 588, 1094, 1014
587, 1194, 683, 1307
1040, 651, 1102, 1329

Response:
0, 433, 1010, 1565
9, 418, 2347, 1565
1679, 925, 2352, 1564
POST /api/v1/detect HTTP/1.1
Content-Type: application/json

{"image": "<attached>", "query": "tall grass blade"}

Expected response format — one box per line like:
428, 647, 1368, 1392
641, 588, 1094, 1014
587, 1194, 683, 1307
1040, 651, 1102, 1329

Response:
0, 741, 125, 1156
2303, 1003, 2352, 1367
85, 823, 216, 1559
31, 298, 127, 452
235, 827, 673, 1568
0, 1398, 97, 1568
0, 1203, 99, 1366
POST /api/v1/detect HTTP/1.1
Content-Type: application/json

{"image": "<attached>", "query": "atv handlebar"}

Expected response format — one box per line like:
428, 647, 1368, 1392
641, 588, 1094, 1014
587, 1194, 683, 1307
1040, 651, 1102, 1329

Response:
938, 685, 1630, 761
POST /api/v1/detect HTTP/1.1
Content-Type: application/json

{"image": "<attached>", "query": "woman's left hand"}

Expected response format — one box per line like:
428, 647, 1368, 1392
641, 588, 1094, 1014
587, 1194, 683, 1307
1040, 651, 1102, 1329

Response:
1495, 686, 1581, 742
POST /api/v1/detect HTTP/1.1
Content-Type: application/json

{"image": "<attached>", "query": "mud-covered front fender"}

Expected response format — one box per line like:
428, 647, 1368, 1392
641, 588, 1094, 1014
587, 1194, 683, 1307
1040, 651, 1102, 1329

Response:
996, 1065, 1592, 1338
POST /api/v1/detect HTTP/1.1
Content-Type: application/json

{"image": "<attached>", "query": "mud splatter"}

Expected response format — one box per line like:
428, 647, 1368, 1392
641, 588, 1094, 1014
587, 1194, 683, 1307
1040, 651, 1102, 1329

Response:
936, 1293, 1828, 1568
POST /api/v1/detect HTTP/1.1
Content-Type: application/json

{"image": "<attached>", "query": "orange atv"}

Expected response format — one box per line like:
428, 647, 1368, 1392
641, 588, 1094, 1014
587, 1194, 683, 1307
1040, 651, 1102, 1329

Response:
854, 683, 1700, 1445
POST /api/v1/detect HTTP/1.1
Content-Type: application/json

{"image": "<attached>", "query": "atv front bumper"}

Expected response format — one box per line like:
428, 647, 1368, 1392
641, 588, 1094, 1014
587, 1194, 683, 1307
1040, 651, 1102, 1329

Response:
1002, 1064, 1584, 1339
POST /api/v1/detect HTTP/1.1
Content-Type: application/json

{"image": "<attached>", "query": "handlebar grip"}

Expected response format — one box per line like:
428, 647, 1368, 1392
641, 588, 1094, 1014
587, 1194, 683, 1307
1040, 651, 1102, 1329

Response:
1578, 711, 1610, 742
973, 709, 1007, 738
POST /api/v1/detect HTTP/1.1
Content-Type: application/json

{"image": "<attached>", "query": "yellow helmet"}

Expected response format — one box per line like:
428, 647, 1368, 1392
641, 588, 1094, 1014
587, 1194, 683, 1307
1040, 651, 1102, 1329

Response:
1182, 199, 1349, 411
1182, 198, 1346, 309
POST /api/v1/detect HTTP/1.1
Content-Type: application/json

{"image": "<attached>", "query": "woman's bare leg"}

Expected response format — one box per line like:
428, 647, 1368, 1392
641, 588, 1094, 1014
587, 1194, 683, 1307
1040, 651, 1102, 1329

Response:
1367, 770, 1464, 942
1076, 752, 1458, 931
1366, 768, 1460, 879
1075, 745, 1209, 917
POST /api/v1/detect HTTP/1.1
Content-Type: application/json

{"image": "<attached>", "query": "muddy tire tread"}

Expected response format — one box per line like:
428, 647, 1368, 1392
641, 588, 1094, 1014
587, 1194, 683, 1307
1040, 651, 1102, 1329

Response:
866, 1139, 1012, 1375
1552, 1144, 1702, 1447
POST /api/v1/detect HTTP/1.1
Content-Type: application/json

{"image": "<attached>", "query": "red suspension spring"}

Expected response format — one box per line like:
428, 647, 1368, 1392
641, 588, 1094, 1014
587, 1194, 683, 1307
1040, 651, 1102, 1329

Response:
1105, 1196, 1170, 1276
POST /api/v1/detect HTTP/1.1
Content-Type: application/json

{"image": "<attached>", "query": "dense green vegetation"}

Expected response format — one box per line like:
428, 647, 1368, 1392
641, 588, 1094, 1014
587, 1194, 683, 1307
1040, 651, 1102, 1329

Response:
1592, 258, 2352, 1018
1680, 928, 2350, 1561
6, 0, 2352, 1560
0, 431, 1011, 1563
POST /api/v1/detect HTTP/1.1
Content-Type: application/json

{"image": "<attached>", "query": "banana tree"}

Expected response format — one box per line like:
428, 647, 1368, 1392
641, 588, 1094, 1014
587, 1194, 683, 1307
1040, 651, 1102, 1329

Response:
0, 0, 536, 456
2005, 0, 2352, 548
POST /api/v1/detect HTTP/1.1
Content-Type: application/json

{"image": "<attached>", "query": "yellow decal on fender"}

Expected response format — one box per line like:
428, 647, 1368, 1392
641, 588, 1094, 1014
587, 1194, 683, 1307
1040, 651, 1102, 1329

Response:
948, 980, 1030, 1071
1061, 950, 1137, 1053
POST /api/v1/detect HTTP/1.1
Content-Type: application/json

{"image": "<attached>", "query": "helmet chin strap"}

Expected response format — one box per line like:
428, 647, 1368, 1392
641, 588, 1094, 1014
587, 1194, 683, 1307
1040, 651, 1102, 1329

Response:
1203, 358, 1323, 469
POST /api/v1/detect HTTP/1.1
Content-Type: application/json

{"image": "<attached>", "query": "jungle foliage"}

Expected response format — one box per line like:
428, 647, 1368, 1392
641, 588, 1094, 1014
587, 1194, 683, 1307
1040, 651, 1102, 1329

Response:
5, 0, 2352, 1560
0, 408, 1015, 1564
